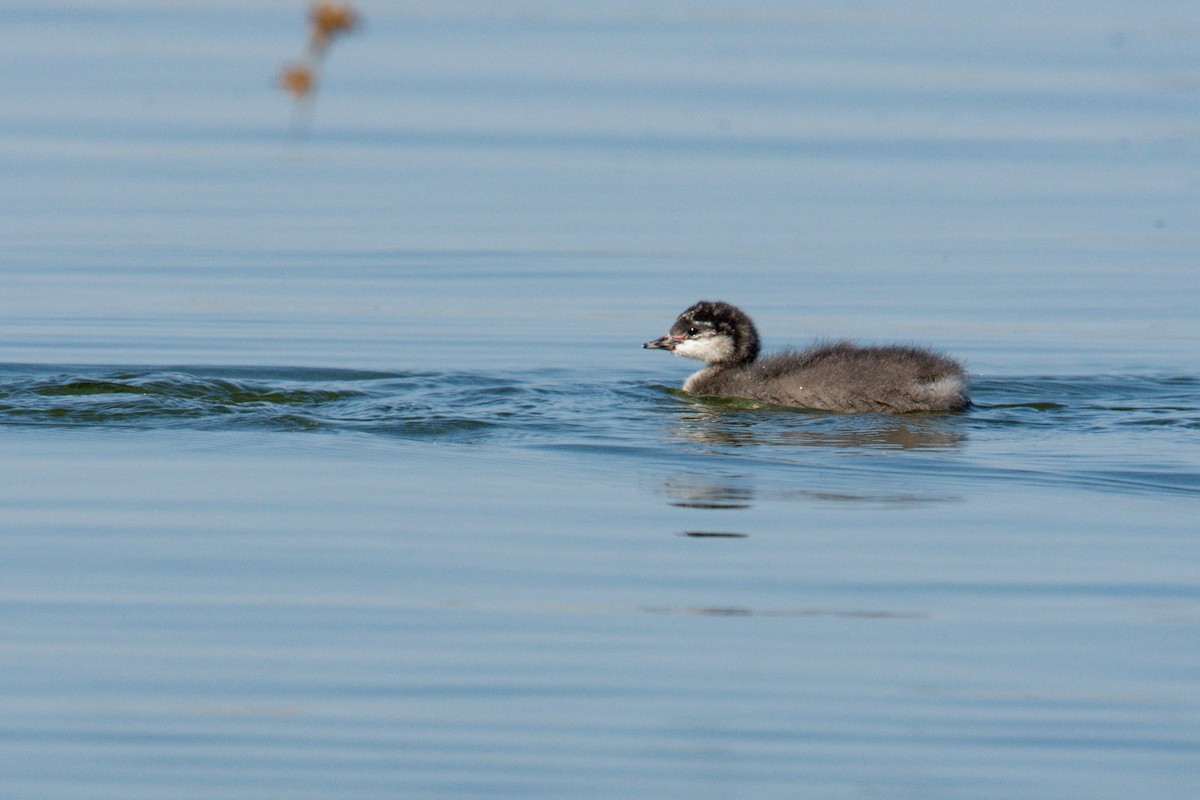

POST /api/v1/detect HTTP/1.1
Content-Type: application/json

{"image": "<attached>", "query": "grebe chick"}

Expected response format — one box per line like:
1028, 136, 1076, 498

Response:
643, 300, 969, 413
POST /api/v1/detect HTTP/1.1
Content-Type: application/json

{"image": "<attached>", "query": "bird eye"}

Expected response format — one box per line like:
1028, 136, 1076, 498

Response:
687, 327, 699, 336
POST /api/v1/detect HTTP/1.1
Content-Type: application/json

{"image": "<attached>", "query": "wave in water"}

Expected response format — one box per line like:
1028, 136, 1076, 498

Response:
1, 366, 1195, 429
0, 365, 1196, 497
0, 366, 599, 440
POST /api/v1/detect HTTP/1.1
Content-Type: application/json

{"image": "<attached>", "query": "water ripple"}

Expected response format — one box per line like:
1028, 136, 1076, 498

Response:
0, 367, 556, 440
0, 365, 1196, 497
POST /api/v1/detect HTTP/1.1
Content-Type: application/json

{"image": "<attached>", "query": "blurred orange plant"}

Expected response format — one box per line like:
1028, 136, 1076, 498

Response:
278, 2, 360, 130
310, 1, 359, 54
279, 63, 316, 99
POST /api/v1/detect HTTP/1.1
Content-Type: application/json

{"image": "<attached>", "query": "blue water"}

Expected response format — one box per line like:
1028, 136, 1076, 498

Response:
2, 3, 1198, 799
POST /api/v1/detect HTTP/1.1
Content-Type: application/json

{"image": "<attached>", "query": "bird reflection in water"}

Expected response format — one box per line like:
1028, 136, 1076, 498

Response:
668, 400, 967, 451
654, 404, 967, 513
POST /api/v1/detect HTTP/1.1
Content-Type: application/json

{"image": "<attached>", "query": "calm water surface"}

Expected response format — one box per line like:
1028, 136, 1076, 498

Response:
1, 2, 1198, 799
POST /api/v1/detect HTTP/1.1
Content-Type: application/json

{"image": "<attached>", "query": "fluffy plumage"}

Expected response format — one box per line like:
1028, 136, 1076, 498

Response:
643, 300, 969, 413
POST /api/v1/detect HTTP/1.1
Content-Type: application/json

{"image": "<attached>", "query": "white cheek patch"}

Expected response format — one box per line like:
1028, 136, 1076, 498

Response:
673, 334, 733, 363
